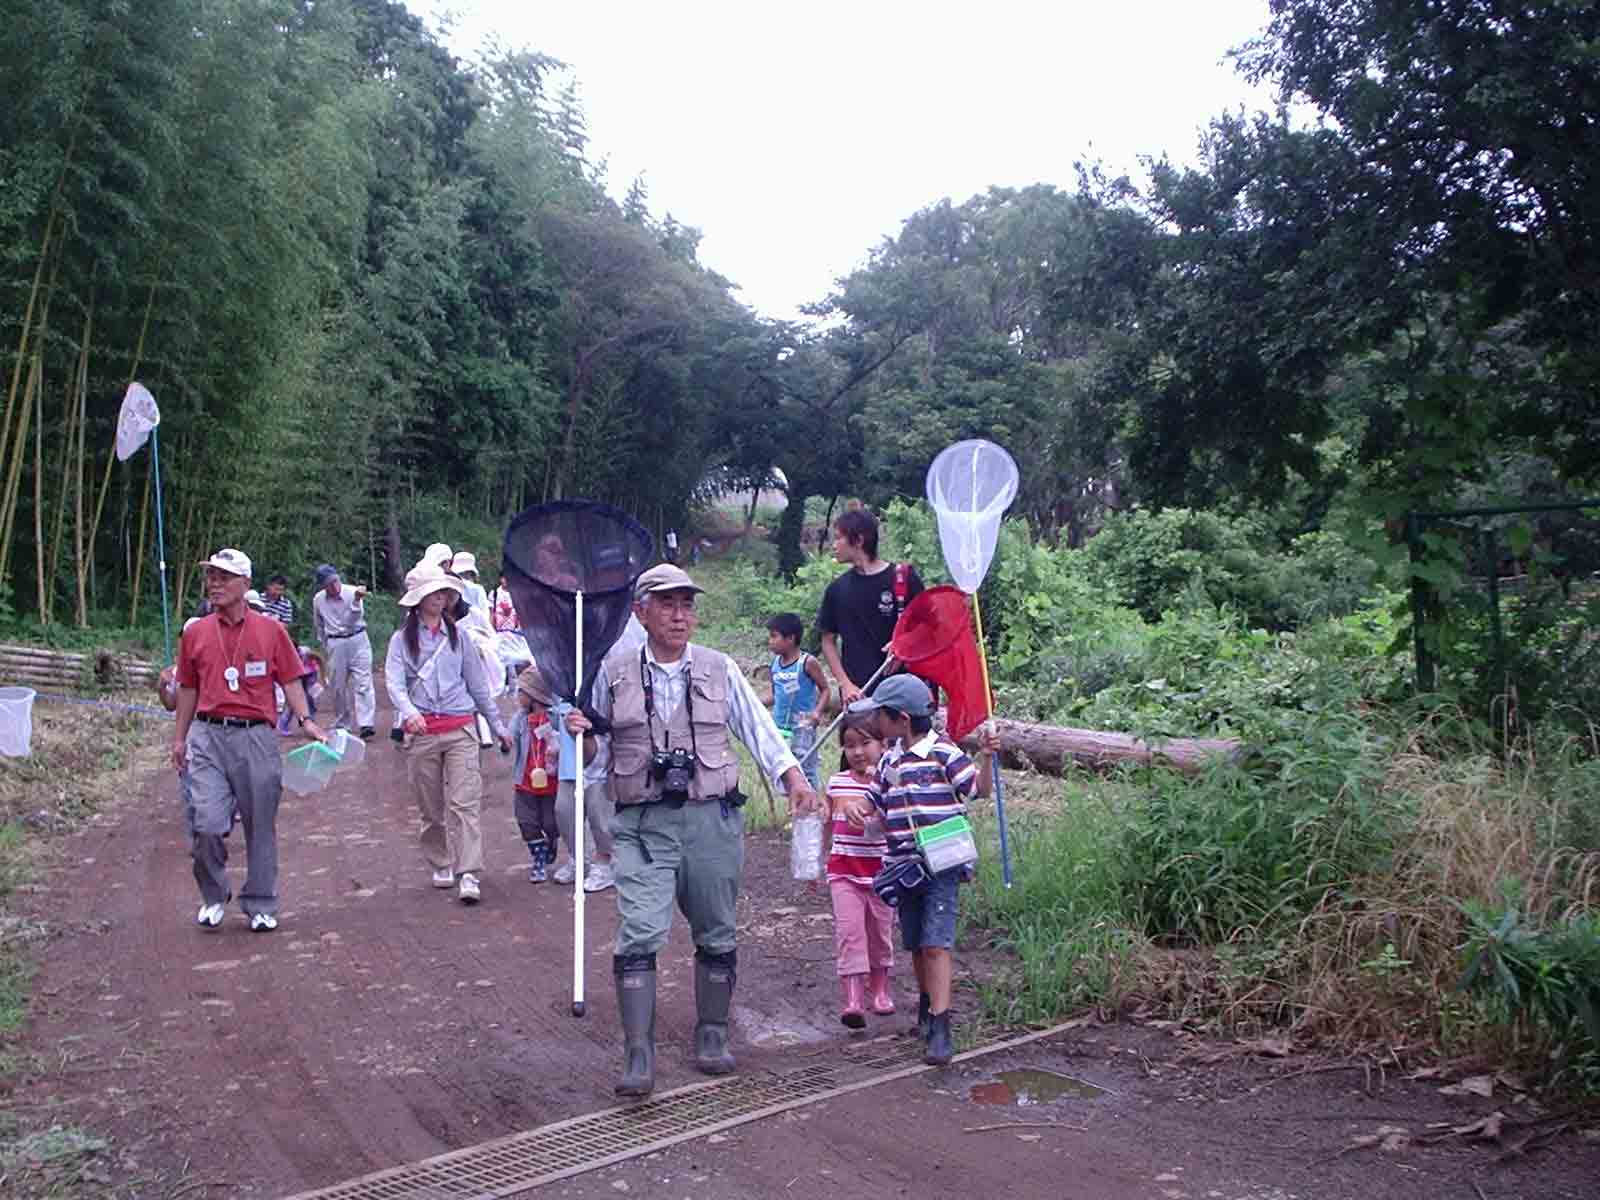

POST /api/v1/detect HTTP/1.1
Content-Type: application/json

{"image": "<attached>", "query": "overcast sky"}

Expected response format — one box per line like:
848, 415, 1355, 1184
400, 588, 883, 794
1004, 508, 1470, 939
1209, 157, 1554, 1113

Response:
412, 2, 1281, 321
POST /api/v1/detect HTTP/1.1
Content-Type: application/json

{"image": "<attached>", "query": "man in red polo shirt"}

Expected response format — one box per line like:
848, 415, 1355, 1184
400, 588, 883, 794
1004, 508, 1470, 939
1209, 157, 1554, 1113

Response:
173, 548, 327, 932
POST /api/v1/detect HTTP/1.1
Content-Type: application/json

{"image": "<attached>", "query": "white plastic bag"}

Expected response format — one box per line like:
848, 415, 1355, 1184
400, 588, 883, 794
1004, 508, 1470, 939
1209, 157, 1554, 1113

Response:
790, 814, 823, 880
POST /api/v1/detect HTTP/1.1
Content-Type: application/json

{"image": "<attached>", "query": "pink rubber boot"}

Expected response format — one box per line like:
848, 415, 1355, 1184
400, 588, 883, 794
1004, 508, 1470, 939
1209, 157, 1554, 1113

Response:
867, 968, 896, 1015
839, 975, 867, 1029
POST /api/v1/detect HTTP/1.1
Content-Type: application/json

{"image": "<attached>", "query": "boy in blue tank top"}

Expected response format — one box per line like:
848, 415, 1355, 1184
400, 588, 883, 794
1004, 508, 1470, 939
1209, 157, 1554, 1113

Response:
765, 612, 831, 791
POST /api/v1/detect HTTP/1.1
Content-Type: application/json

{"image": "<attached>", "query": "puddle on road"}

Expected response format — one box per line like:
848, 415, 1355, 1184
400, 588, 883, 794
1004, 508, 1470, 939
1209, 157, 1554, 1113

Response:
734, 1003, 833, 1048
970, 1068, 1105, 1106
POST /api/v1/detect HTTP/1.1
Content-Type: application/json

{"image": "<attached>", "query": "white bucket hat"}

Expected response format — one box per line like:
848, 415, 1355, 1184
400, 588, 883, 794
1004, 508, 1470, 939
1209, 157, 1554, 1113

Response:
399, 563, 462, 608
452, 550, 479, 577
423, 542, 453, 569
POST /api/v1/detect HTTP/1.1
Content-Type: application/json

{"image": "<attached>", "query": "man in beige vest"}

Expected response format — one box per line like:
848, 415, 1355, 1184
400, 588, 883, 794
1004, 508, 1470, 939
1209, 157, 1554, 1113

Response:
568, 564, 818, 1097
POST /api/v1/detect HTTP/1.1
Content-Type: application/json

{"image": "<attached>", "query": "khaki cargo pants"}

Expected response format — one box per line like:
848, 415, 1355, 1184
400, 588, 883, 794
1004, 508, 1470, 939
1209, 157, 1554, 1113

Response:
406, 725, 484, 876
611, 798, 744, 958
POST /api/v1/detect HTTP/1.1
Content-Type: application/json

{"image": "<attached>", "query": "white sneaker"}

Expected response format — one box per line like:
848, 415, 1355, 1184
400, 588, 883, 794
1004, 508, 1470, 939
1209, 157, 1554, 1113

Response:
552, 860, 577, 886
196, 902, 225, 929
582, 862, 615, 893
249, 912, 278, 932
457, 873, 481, 904
431, 867, 455, 889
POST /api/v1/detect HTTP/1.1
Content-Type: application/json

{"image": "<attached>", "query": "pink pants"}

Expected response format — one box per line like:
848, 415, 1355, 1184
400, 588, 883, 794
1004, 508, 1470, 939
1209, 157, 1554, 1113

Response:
830, 878, 895, 976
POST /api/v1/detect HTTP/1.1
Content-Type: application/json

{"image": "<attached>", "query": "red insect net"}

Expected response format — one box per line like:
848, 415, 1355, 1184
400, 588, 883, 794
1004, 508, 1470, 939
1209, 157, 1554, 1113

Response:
889, 585, 990, 742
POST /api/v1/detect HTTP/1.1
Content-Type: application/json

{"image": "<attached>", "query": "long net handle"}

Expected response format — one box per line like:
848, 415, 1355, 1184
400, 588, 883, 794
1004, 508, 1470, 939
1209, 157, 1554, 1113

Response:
152, 426, 172, 664
796, 655, 898, 768
971, 593, 1013, 889
572, 589, 586, 1016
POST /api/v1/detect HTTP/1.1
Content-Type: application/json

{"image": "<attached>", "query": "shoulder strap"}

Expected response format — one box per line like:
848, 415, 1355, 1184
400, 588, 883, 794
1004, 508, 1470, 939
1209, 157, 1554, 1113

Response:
404, 635, 451, 691
892, 562, 910, 609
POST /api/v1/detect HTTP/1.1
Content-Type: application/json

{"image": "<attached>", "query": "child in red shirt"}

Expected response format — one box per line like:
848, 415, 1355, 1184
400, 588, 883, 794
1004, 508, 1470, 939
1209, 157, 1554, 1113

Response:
512, 663, 561, 881
820, 711, 895, 1027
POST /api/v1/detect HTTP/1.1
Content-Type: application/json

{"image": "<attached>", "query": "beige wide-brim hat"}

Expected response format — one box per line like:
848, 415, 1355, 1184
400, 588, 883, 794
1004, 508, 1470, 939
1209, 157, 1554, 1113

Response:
399, 563, 462, 608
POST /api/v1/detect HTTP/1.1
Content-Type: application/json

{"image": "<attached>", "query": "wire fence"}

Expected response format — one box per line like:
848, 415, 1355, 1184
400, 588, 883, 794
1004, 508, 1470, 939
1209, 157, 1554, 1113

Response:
1407, 500, 1600, 727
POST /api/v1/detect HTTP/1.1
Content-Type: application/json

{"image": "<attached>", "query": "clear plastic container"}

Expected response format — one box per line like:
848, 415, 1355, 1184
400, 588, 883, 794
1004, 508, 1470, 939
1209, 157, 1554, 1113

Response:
790, 814, 823, 880
328, 728, 365, 768
915, 814, 978, 874
282, 740, 341, 795
0, 686, 35, 757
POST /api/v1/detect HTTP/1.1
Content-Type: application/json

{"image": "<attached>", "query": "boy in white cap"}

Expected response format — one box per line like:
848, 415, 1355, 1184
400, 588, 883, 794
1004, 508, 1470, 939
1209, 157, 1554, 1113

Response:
172, 549, 327, 931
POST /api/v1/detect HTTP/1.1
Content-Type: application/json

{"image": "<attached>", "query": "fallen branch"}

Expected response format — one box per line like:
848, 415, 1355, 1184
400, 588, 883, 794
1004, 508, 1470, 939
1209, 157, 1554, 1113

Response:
962, 1120, 1086, 1134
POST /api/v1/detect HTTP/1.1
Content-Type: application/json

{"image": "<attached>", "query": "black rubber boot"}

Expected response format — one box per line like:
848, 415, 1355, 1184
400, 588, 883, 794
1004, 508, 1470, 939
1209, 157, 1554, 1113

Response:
614, 955, 656, 1097
925, 1010, 954, 1066
693, 950, 737, 1076
915, 991, 932, 1039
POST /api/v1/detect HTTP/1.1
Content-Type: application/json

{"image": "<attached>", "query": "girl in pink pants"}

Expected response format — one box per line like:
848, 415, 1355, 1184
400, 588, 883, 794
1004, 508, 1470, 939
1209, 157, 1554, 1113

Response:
822, 716, 895, 1028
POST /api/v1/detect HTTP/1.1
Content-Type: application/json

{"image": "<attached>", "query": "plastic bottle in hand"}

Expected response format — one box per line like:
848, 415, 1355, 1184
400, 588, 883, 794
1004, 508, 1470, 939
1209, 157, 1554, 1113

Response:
790, 814, 823, 881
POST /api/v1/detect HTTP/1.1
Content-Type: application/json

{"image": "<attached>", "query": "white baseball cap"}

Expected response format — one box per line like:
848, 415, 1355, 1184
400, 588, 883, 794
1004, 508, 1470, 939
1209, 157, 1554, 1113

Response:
198, 548, 252, 578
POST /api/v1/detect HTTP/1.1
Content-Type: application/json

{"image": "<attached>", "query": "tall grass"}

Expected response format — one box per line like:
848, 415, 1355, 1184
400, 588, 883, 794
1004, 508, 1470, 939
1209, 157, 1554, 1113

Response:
959, 711, 1600, 1088
964, 779, 1144, 1025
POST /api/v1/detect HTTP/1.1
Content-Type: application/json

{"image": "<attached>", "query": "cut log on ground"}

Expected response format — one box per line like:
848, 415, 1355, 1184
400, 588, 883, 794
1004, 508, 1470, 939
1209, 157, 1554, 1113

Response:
953, 713, 1243, 776
0, 643, 159, 691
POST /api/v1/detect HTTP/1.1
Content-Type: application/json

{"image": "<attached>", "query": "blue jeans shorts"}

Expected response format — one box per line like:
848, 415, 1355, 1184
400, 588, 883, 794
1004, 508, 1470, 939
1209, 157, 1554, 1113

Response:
897, 867, 962, 951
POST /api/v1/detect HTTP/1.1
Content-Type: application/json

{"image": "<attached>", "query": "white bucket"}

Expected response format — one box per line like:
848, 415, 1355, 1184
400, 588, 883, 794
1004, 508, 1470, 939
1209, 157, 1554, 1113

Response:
0, 686, 36, 757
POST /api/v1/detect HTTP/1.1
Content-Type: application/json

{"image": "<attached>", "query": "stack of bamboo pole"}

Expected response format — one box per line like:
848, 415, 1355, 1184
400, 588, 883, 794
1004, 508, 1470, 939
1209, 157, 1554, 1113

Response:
0, 643, 158, 692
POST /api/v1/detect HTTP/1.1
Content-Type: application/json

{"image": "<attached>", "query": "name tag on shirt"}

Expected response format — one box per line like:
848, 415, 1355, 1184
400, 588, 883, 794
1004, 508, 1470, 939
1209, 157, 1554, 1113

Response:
244, 660, 268, 678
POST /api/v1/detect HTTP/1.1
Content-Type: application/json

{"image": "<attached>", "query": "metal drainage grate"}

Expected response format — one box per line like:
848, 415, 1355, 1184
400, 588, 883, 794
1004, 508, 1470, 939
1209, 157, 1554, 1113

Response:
281, 1021, 1080, 1200
282, 1064, 846, 1200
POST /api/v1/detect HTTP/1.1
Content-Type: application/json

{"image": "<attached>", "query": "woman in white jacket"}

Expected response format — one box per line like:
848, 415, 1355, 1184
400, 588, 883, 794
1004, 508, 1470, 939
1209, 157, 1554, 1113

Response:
385, 564, 511, 905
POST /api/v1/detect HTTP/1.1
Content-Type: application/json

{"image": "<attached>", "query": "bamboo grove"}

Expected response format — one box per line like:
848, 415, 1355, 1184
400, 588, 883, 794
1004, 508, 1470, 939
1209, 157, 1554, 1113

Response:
0, 0, 768, 629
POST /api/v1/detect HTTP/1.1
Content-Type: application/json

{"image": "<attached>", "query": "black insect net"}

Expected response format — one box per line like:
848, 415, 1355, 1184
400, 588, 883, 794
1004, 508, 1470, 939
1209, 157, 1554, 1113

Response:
502, 500, 654, 708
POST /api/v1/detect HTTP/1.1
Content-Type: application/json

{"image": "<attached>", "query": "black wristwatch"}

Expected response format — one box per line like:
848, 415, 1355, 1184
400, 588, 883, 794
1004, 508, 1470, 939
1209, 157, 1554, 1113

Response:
296, 714, 309, 728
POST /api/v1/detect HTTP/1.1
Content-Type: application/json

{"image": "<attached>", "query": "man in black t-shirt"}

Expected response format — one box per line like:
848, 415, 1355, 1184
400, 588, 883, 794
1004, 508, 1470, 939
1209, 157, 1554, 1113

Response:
816, 509, 924, 705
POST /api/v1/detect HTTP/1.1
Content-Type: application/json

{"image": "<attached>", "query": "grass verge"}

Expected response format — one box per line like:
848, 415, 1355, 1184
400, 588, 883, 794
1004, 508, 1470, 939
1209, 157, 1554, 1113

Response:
958, 717, 1600, 1094
0, 693, 168, 1198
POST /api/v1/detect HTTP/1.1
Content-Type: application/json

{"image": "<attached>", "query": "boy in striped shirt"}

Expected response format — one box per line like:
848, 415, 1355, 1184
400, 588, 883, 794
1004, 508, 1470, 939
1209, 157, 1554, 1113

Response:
847, 675, 998, 1065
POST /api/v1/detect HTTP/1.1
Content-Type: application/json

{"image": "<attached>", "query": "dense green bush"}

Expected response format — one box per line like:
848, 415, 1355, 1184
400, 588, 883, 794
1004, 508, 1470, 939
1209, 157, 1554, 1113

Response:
1082, 508, 1381, 630
1458, 895, 1600, 1087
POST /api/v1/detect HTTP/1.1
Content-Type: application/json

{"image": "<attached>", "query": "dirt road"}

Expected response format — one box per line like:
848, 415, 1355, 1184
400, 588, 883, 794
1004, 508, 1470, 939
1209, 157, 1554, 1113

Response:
7, 689, 1597, 1199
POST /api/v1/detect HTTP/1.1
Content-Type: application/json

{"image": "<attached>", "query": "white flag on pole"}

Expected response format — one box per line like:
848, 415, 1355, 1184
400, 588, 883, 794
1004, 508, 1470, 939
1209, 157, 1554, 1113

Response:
115, 382, 160, 461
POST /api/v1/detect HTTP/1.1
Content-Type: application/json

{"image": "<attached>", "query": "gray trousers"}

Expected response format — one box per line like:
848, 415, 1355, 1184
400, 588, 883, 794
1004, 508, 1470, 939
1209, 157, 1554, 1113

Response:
556, 778, 615, 866
611, 799, 743, 958
184, 722, 282, 915
326, 634, 376, 730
